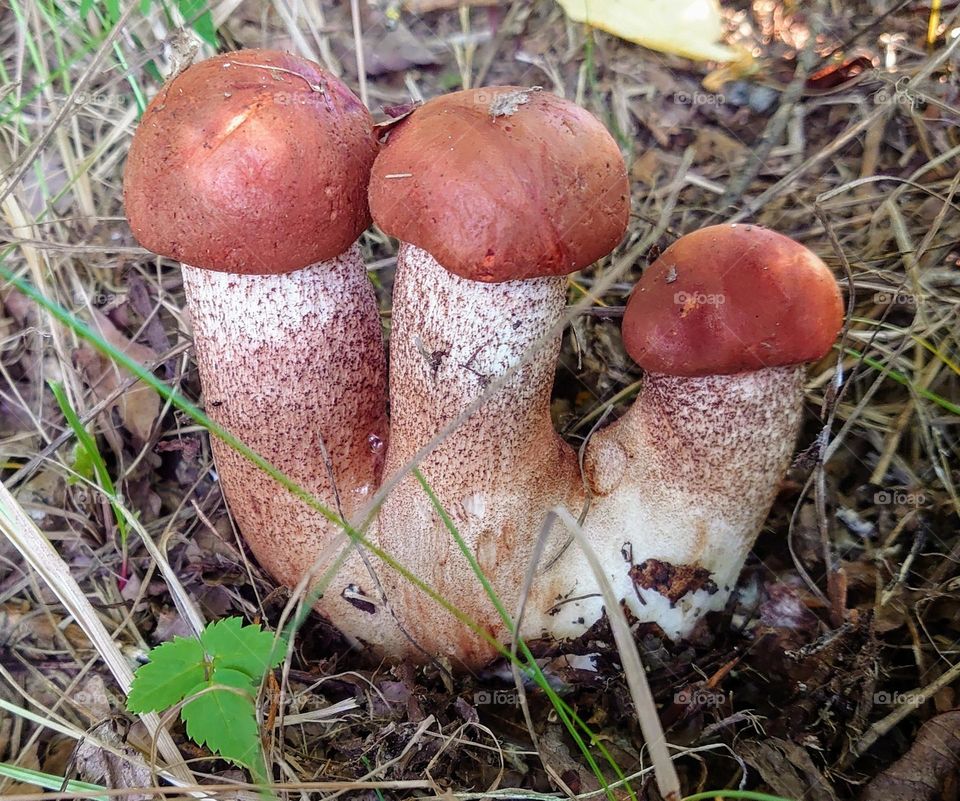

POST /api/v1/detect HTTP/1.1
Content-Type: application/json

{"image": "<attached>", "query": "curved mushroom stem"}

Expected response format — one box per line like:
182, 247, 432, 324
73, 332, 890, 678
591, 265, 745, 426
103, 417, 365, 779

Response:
378, 244, 584, 666
182, 243, 404, 651
550, 365, 806, 639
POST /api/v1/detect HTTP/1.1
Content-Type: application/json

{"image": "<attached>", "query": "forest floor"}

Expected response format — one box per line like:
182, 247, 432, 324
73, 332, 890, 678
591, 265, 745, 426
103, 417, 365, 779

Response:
1, 1, 959, 799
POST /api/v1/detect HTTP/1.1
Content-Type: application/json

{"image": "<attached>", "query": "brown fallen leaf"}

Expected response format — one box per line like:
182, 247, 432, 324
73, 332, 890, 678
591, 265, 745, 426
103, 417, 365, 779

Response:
0, 599, 92, 653
75, 309, 159, 444
68, 677, 152, 799
861, 711, 960, 801
740, 738, 838, 801
364, 22, 439, 75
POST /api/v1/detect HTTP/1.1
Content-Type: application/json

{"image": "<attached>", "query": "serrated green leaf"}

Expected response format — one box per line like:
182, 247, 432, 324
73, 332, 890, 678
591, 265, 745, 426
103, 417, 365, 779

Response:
182, 668, 262, 770
127, 637, 206, 713
201, 617, 286, 679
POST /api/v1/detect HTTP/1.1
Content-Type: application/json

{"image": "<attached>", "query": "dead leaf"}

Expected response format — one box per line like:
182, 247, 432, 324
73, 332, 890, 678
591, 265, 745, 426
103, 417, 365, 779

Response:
125, 274, 173, 378
65, 676, 152, 799
631, 148, 663, 186
861, 711, 960, 801
0, 600, 92, 653
75, 309, 159, 444
740, 738, 838, 801
74, 725, 152, 801
692, 128, 747, 165
364, 23, 439, 75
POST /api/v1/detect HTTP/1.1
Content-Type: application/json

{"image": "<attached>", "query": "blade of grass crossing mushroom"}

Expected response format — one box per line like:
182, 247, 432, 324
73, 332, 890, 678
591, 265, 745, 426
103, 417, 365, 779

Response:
1, 259, 652, 771
413, 469, 637, 801
0, 482, 195, 786
0, 262, 571, 675
547, 506, 682, 801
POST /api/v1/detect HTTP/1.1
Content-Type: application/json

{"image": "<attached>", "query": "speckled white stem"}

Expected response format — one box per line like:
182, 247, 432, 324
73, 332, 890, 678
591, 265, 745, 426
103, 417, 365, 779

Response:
378, 244, 584, 666
182, 244, 404, 653
542, 366, 806, 639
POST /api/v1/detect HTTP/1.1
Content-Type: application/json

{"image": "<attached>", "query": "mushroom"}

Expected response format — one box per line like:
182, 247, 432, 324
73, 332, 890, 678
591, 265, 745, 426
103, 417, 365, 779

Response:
552, 223, 844, 639
124, 50, 403, 651
368, 86, 629, 665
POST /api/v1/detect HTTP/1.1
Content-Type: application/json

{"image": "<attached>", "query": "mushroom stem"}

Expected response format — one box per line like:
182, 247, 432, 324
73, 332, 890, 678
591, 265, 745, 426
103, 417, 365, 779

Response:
378, 244, 583, 665
182, 244, 403, 650
568, 365, 805, 638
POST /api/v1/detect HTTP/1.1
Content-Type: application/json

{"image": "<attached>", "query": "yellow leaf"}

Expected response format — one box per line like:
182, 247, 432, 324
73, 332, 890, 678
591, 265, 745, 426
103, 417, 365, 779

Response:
557, 0, 738, 62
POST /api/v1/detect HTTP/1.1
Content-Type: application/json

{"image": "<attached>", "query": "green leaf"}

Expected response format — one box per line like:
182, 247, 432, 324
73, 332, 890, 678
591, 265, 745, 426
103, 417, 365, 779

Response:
182, 668, 263, 771
49, 381, 127, 543
69, 440, 96, 483
103, 0, 120, 23
201, 617, 286, 679
177, 0, 217, 46
127, 637, 206, 713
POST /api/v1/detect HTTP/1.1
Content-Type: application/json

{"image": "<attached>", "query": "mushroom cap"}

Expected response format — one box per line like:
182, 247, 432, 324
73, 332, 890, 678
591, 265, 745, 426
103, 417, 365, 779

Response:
623, 224, 844, 376
124, 50, 377, 275
368, 87, 630, 282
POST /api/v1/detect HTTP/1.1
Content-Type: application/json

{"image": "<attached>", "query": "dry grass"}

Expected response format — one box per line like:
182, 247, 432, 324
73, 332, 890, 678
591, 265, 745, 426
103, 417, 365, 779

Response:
0, 1, 959, 799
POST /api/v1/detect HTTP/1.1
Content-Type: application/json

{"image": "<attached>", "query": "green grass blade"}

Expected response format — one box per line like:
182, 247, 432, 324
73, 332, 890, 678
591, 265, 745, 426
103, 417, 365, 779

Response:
4, 259, 653, 798
413, 469, 636, 801
48, 380, 128, 546
1, 262, 550, 670
683, 792, 797, 801
844, 346, 960, 415
0, 762, 108, 800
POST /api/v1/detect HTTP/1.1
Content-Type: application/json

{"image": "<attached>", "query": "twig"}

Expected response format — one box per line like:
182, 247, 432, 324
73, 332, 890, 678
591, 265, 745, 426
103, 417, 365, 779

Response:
350, 0, 368, 108
851, 657, 960, 759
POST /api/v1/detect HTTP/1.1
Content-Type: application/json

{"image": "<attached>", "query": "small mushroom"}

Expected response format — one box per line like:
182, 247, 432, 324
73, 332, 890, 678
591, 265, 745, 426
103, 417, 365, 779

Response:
368, 86, 629, 666
559, 224, 844, 638
124, 50, 403, 650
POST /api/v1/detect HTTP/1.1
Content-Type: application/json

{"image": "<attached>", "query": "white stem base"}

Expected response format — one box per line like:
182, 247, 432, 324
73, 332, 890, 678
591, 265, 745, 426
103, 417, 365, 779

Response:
541, 366, 806, 640
182, 245, 404, 652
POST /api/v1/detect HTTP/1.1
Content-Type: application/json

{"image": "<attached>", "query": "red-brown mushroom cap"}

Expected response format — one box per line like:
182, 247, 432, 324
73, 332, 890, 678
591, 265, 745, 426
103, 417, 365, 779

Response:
124, 49, 377, 275
368, 87, 630, 282
622, 224, 844, 376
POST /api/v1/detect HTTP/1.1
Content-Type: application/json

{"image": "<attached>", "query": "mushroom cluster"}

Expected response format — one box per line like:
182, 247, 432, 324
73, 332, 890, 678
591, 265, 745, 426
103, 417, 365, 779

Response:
125, 51, 844, 669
